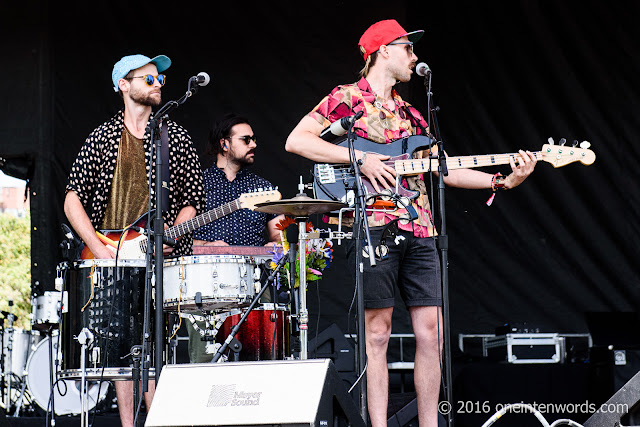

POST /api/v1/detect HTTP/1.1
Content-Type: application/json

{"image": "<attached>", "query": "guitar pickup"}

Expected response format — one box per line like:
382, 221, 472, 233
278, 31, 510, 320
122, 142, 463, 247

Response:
316, 164, 336, 184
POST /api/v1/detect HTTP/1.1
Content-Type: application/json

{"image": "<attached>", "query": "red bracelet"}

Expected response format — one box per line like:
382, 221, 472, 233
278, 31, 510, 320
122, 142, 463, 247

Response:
487, 173, 506, 206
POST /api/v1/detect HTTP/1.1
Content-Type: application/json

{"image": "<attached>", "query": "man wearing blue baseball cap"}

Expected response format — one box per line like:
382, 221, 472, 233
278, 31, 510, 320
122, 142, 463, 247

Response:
64, 54, 203, 426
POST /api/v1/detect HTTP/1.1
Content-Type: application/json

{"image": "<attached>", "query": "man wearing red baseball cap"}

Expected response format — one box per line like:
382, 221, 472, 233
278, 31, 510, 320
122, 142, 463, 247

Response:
286, 19, 536, 426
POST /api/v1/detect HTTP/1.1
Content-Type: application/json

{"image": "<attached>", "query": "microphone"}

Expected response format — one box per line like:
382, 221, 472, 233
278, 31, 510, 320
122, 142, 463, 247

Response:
320, 111, 364, 142
416, 62, 431, 77
190, 72, 211, 87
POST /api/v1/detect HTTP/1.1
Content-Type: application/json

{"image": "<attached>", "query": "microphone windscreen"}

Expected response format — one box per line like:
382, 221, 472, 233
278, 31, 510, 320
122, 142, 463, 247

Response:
416, 62, 431, 77
197, 72, 211, 86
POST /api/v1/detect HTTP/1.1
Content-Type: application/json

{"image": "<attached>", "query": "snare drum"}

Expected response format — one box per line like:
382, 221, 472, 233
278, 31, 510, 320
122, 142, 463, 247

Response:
163, 255, 259, 312
59, 259, 153, 381
31, 291, 62, 331
26, 334, 108, 415
217, 304, 290, 361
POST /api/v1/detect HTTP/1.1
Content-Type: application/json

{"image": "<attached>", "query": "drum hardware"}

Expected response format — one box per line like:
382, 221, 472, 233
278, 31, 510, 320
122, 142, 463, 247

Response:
2, 300, 17, 411
211, 246, 289, 363
254, 180, 350, 360
180, 309, 242, 343
77, 327, 94, 427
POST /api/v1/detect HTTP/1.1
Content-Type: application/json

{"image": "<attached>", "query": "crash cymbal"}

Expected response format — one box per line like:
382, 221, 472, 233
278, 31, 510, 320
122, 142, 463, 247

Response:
254, 195, 346, 216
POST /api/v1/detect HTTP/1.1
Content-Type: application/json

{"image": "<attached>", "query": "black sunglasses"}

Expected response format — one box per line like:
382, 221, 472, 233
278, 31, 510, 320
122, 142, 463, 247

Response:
228, 135, 257, 144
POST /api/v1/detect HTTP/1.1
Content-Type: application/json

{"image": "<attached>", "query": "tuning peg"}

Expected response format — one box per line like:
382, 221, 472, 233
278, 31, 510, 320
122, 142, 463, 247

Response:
580, 141, 591, 150
547, 137, 555, 145
559, 138, 567, 146
572, 139, 579, 147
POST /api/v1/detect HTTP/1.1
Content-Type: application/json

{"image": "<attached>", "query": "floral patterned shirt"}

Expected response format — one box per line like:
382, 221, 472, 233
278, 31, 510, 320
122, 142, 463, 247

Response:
66, 110, 204, 256
308, 77, 435, 237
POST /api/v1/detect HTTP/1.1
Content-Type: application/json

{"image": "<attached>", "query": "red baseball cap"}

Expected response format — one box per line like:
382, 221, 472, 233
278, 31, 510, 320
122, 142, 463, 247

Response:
358, 19, 424, 61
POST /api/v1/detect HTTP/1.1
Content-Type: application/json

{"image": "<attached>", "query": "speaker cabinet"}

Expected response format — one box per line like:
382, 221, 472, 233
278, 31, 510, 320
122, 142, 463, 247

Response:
146, 359, 365, 427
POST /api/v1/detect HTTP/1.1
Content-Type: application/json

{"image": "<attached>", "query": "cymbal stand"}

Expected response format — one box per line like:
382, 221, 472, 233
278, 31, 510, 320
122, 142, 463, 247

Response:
296, 214, 310, 359
4, 300, 15, 412
77, 327, 94, 427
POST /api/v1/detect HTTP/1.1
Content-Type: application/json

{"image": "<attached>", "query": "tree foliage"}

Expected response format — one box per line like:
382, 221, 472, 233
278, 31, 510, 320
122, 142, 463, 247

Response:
0, 213, 32, 329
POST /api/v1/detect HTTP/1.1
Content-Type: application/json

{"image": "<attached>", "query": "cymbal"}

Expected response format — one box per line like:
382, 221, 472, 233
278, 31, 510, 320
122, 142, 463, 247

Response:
254, 195, 347, 216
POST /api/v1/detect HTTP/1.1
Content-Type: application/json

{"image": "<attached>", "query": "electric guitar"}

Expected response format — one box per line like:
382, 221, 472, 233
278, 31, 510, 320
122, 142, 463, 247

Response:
80, 189, 282, 260
313, 135, 596, 205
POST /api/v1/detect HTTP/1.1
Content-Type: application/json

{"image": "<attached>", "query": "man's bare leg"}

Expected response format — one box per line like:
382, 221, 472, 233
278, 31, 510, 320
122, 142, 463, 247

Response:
115, 379, 156, 427
409, 305, 443, 427
364, 307, 394, 427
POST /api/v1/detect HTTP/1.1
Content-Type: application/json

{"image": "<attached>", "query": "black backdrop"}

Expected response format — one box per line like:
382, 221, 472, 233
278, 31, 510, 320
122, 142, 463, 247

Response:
1, 1, 639, 343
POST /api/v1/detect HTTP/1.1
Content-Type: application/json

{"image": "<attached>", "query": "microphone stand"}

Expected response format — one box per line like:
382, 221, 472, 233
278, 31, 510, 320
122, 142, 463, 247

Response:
136, 77, 203, 426
424, 70, 454, 426
345, 111, 374, 424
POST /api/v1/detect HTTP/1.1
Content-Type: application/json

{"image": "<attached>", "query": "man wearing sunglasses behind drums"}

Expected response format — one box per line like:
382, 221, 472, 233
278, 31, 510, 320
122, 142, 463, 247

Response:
189, 113, 283, 363
64, 54, 203, 427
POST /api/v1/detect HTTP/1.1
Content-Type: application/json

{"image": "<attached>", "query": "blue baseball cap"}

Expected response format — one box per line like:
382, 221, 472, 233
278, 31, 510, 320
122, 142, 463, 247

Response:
112, 54, 171, 92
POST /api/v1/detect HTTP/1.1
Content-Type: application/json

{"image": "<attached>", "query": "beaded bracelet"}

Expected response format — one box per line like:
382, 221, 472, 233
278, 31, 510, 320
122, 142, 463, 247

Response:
487, 173, 507, 206
491, 173, 507, 191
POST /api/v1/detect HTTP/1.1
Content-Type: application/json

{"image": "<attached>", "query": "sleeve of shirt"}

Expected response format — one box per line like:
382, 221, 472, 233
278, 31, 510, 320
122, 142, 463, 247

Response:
173, 126, 204, 215
65, 134, 100, 207
307, 86, 354, 127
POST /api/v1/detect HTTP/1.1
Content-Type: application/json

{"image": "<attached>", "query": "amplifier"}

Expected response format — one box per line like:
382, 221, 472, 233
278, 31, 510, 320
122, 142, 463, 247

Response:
485, 333, 566, 364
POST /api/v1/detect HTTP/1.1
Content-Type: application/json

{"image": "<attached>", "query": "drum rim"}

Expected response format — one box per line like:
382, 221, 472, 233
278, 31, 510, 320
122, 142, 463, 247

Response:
59, 367, 156, 381
27, 338, 108, 415
163, 254, 256, 266
74, 259, 147, 267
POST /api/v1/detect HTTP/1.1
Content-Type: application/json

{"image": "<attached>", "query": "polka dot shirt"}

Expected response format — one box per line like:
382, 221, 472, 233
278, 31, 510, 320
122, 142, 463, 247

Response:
193, 165, 276, 246
66, 110, 204, 256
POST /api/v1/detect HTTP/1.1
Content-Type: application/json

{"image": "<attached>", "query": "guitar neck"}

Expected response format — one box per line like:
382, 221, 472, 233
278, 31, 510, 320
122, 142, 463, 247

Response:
395, 151, 543, 174
164, 199, 242, 239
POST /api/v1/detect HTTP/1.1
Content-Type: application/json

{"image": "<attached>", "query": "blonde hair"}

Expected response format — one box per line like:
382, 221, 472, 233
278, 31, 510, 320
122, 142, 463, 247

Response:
359, 46, 378, 77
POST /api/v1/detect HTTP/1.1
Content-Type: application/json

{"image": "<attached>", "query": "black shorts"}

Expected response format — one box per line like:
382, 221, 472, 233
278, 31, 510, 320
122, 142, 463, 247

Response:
345, 228, 442, 309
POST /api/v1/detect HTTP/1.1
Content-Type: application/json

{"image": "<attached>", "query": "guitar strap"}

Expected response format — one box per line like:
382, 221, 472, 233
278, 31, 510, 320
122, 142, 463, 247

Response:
401, 105, 428, 139
160, 120, 170, 214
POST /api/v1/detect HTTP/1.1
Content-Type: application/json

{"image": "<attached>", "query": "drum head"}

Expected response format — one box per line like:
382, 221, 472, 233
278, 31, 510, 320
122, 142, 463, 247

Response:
26, 336, 108, 415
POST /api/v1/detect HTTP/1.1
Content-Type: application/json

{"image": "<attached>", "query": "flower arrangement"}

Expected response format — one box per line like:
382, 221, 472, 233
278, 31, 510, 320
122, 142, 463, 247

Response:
269, 216, 333, 289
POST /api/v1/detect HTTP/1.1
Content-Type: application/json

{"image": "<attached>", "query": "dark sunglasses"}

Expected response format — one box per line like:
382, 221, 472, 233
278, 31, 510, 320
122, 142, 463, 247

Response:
387, 41, 414, 55
129, 74, 166, 87
229, 135, 257, 144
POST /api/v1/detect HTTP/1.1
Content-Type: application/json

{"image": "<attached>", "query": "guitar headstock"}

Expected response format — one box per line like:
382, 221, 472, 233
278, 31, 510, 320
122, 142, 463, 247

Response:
540, 138, 596, 167
239, 189, 282, 210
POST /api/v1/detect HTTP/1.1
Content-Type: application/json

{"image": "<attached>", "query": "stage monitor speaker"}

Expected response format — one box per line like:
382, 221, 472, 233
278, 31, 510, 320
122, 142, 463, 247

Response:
146, 359, 365, 427
583, 369, 640, 426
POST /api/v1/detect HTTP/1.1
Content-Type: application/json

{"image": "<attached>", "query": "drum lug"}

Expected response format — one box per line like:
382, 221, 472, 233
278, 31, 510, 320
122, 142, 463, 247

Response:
91, 346, 101, 367
240, 264, 247, 277
211, 265, 218, 279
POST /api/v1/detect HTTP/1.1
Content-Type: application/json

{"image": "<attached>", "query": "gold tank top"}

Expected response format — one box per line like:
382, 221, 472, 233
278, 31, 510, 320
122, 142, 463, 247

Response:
101, 126, 150, 230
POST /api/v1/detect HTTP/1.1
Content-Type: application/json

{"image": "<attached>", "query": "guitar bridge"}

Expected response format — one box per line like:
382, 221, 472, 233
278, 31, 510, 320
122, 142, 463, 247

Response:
316, 164, 336, 184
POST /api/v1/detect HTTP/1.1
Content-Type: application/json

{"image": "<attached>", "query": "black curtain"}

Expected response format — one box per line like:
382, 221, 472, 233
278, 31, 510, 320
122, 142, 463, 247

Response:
1, 0, 639, 341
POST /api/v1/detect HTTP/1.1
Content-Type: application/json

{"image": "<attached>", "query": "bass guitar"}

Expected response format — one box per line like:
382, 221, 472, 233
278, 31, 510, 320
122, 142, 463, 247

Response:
81, 188, 282, 260
313, 135, 595, 205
